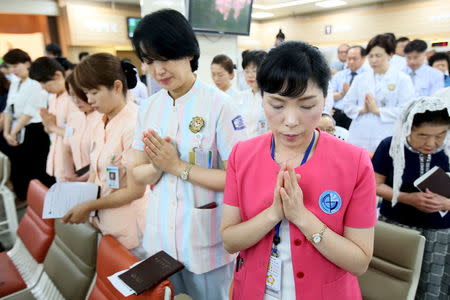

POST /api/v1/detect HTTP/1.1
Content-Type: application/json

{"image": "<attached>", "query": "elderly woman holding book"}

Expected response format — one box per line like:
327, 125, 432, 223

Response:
372, 96, 450, 300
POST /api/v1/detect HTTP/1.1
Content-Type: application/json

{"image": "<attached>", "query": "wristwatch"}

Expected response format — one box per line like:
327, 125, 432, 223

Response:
180, 164, 193, 181
308, 225, 327, 244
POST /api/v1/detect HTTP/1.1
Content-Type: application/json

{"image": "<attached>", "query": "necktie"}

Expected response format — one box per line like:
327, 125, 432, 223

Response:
410, 70, 416, 84
349, 72, 357, 85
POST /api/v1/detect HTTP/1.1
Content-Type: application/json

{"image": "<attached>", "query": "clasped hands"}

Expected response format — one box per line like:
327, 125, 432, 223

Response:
269, 163, 309, 225
360, 93, 380, 115
142, 129, 183, 175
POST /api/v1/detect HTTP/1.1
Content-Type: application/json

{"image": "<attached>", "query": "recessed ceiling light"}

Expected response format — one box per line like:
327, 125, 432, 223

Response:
253, 0, 318, 10
252, 12, 275, 19
315, 0, 347, 8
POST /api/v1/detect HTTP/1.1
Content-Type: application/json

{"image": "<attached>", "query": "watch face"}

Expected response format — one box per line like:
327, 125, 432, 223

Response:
312, 234, 322, 244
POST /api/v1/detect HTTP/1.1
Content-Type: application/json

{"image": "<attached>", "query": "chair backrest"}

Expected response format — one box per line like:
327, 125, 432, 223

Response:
0, 150, 10, 186
334, 126, 349, 141
88, 235, 173, 300
16, 180, 54, 263
358, 221, 426, 300
42, 219, 98, 300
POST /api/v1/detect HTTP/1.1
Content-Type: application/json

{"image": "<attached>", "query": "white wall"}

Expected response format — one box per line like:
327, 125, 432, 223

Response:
140, 0, 239, 86
0, 0, 59, 16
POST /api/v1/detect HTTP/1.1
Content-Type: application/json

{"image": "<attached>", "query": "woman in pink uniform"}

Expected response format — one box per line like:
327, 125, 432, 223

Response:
221, 41, 377, 300
62, 53, 147, 251
63, 73, 102, 181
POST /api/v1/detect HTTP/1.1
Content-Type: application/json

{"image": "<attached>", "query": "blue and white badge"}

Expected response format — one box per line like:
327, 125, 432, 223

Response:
231, 115, 246, 131
319, 191, 342, 214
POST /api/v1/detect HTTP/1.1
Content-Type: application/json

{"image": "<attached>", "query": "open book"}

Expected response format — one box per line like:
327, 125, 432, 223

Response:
42, 182, 100, 219
109, 251, 184, 296
413, 166, 450, 217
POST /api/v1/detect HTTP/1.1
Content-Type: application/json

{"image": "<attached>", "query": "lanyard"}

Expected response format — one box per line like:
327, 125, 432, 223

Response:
270, 131, 316, 257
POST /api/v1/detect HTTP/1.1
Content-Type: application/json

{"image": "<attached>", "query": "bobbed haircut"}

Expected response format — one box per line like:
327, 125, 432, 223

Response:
412, 109, 450, 128
132, 9, 200, 72
29, 57, 64, 83
211, 54, 234, 74
366, 34, 395, 56
74, 53, 137, 96
404, 39, 428, 54
65, 73, 88, 103
3, 49, 31, 64
45, 43, 62, 57
257, 41, 330, 98
428, 52, 450, 68
242, 50, 267, 69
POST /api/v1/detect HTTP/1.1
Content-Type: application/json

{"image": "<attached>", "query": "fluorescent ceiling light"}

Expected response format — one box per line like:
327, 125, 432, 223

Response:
252, 11, 275, 19
315, 0, 347, 8
253, 0, 318, 10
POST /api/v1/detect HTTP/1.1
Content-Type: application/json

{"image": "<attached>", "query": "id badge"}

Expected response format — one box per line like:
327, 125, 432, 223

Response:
257, 119, 268, 135
265, 255, 282, 298
190, 148, 213, 168
65, 127, 74, 138
106, 166, 120, 189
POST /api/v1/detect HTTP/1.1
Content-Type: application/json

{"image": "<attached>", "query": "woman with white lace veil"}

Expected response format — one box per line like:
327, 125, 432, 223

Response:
372, 96, 450, 300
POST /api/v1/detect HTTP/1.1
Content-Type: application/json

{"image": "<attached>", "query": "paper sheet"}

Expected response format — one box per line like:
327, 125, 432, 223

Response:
107, 260, 144, 296
42, 182, 99, 219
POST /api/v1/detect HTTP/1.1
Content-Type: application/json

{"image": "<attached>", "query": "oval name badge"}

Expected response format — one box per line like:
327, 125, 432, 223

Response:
318, 190, 342, 214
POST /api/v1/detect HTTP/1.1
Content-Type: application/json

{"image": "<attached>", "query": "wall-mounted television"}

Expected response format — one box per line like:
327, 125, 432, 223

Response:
127, 17, 141, 38
188, 0, 253, 36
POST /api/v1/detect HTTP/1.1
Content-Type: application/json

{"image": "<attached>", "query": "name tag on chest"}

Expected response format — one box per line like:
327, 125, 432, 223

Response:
106, 166, 120, 189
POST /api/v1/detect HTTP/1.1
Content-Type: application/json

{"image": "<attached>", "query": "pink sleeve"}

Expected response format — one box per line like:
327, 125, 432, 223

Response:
224, 143, 240, 207
344, 149, 377, 228
120, 126, 135, 169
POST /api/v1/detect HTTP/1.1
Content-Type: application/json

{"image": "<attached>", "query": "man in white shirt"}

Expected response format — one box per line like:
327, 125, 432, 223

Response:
331, 45, 368, 129
330, 44, 349, 75
395, 37, 409, 57
403, 39, 444, 96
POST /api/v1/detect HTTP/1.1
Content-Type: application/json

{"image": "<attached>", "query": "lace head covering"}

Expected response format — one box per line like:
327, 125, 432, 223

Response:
389, 96, 450, 206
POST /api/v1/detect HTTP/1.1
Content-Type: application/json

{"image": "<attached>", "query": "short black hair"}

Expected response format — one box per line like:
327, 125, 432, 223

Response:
29, 57, 64, 83
366, 34, 395, 56
276, 29, 285, 41
78, 52, 89, 61
242, 50, 267, 69
404, 39, 428, 54
396, 37, 410, 43
257, 41, 330, 98
428, 52, 450, 69
132, 9, 200, 72
45, 43, 62, 57
3, 49, 31, 64
413, 109, 450, 128
55, 57, 75, 71
348, 45, 367, 57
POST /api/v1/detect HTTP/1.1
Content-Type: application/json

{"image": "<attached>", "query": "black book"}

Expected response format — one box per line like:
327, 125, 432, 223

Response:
414, 166, 450, 197
118, 251, 184, 295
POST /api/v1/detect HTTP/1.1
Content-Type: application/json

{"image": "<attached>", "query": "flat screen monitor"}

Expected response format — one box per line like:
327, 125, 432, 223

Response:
127, 17, 141, 38
188, 0, 253, 36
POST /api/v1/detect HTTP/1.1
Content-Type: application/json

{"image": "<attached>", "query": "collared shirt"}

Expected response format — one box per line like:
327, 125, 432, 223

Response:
225, 132, 377, 300
389, 54, 407, 71
402, 63, 444, 96
46, 92, 79, 178
343, 66, 415, 152
90, 101, 145, 249
237, 89, 268, 138
5, 77, 47, 123
330, 60, 346, 72
64, 110, 102, 171
225, 85, 241, 99
331, 65, 369, 110
132, 78, 247, 274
